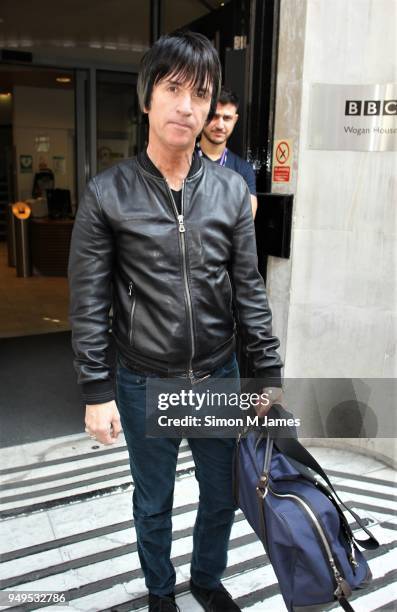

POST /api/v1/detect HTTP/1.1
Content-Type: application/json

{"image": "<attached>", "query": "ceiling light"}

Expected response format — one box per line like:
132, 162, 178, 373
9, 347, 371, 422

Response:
56, 77, 71, 84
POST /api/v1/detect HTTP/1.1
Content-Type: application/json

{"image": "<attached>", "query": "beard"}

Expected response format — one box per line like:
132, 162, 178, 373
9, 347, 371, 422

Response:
203, 131, 227, 146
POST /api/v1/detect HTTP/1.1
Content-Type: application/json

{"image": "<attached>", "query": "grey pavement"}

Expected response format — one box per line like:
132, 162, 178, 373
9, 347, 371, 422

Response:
0, 435, 396, 611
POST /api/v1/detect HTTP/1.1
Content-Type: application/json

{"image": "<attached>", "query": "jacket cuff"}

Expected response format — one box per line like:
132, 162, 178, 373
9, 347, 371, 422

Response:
254, 366, 283, 388
81, 379, 115, 405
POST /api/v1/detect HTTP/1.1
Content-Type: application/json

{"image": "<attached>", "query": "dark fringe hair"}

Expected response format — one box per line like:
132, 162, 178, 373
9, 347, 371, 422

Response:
137, 30, 221, 121
218, 87, 239, 110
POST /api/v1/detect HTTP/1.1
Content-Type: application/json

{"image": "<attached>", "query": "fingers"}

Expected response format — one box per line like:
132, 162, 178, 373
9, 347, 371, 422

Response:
254, 389, 287, 418
84, 424, 114, 444
98, 425, 118, 445
111, 417, 123, 438
255, 401, 272, 418
262, 387, 284, 403
85, 401, 122, 445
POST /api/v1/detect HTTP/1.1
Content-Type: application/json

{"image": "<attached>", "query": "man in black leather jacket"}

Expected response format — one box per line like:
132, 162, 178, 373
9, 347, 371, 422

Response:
68, 31, 283, 612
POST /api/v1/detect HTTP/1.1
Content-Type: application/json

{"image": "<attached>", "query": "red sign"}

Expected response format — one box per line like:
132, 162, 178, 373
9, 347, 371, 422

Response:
273, 166, 290, 182
275, 141, 290, 165
273, 139, 293, 183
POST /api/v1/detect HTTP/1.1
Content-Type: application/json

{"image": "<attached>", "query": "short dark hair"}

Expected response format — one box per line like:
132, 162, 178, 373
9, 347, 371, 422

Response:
137, 30, 221, 121
218, 88, 239, 110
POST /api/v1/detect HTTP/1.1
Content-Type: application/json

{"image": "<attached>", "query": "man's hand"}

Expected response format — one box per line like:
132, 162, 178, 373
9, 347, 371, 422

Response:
255, 387, 286, 418
85, 400, 122, 445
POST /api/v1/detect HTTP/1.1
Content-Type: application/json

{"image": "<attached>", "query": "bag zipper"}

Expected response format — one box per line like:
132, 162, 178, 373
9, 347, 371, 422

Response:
240, 434, 272, 555
267, 486, 353, 600
251, 436, 352, 600
313, 480, 359, 572
250, 435, 358, 578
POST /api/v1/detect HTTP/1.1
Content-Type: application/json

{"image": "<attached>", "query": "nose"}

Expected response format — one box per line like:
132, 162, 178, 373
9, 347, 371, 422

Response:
176, 91, 193, 115
214, 117, 225, 130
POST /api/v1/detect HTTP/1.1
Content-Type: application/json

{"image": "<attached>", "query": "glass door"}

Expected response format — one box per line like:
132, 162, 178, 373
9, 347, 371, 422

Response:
96, 71, 144, 173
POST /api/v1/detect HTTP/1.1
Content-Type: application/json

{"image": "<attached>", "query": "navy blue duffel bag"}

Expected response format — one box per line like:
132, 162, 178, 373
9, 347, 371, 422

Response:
234, 429, 379, 611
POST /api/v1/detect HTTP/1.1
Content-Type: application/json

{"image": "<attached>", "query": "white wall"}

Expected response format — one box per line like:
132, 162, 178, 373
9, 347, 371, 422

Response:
271, 0, 396, 466
278, 0, 396, 378
13, 86, 75, 202
267, 0, 307, 364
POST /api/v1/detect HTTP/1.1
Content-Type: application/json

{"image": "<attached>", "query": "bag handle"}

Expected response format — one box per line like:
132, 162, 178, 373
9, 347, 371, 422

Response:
273, 435, 379, 550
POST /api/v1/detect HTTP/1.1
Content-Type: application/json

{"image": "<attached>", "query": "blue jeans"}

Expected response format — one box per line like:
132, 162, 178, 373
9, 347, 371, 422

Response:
116, 354, 240, 596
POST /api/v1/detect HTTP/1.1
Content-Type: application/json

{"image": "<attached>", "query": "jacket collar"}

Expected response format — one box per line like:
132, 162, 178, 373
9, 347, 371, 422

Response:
137, 148, 202, 181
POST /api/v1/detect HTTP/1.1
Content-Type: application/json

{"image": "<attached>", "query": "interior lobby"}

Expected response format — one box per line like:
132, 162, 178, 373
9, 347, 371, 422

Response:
1, 1, 233, 340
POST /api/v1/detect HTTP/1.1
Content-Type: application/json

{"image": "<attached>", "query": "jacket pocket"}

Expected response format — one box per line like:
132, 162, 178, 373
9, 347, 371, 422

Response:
128, 281, 137, 346
225, 271, 233, 312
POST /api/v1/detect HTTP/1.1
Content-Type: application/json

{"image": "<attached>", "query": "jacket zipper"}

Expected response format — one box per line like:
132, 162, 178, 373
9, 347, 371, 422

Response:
268, 486, 353, 600
128, 281, 136, 345
164, 180, 196, 383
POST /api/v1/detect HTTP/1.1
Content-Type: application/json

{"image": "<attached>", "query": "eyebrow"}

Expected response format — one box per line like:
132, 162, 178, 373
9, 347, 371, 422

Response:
214, 113, 235, 119
165, 78, 183, 86
164, 78, 209, 93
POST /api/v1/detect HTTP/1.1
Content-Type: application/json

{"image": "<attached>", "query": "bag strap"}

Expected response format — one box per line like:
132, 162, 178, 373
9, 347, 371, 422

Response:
274, 435, 379, 550
339, 597, 356, 612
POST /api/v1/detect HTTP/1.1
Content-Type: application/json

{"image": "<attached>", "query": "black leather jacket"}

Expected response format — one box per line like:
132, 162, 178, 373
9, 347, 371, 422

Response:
68, 152, 283, 404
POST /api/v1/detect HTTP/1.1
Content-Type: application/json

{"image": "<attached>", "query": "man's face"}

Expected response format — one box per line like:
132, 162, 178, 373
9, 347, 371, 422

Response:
202, 102, 238, 146
145, 74, 212, 151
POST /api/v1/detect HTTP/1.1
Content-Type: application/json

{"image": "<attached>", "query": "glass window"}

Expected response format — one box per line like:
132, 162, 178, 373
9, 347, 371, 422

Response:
0, 64, 76, 211
96, 71, 144, 172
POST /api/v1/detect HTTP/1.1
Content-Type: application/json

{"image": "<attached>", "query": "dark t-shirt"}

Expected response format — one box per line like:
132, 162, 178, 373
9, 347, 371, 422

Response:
171, 189, 182, 214
199, 148, 257, 196
224, 150, 256, 196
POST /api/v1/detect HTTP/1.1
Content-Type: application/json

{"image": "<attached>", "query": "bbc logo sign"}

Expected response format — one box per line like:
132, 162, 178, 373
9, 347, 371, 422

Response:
345, 100, 397, 115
